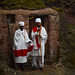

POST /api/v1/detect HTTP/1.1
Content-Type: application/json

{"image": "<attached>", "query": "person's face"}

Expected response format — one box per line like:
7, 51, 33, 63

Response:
36, 22, 41, 28
19, 26, 24, 31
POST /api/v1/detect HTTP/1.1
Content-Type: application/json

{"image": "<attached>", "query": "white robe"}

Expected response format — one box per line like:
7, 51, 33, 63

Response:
13, 29, 33, 63
31, 26, 47, 56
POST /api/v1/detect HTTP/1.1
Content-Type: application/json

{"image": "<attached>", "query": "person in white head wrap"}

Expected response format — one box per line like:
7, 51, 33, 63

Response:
35, 18, 41, 23
31, 18, 48, 70
13, 21, 34, 71
18, 22, 25, 26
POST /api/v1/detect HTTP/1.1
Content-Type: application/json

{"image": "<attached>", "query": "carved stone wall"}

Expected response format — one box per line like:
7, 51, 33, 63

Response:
0, 8, 59, 67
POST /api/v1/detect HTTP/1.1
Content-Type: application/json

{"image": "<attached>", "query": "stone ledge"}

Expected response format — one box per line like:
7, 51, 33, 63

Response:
0, 8, 58, 16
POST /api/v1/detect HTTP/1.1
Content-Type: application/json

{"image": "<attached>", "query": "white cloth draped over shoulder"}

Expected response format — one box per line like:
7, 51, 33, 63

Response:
13, 29, 34, 63
31, 26, 47, 56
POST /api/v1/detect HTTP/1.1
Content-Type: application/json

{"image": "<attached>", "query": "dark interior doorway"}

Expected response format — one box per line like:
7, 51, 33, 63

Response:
6, 14, 15, 23
29, 15, 48, 58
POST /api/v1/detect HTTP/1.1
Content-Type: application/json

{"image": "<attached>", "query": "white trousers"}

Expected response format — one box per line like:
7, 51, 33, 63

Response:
32, 56, 44, 67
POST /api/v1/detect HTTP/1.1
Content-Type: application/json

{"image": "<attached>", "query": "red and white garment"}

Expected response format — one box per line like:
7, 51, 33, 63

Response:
31, 26, 47, 56
13, 29, 34, 63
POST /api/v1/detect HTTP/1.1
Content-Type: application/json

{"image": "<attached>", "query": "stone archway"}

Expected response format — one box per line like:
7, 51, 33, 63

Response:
29, 8, 59, 63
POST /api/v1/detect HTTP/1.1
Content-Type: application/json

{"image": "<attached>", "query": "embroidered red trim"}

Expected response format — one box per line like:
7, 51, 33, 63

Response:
13, 45, 34, 57
33, 27, 40, 49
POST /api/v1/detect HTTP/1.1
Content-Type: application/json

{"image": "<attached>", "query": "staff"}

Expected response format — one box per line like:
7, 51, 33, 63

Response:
39, 26, 43, 70
7, 20, 17, 70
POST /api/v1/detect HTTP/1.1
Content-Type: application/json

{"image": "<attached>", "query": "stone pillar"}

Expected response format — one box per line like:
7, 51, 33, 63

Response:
48, 14, 59, 64
0, 14, 9, 63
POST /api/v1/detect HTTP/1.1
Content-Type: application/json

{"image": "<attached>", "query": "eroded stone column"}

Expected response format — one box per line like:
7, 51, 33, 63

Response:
48, 14, 59, 64
0, 14, 9, 64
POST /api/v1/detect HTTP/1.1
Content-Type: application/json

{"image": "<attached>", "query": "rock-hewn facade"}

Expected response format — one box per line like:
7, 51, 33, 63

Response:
0, 8, 59, 67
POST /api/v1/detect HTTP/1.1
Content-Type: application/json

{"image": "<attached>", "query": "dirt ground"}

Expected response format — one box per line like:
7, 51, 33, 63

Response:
0, 62, 75, 75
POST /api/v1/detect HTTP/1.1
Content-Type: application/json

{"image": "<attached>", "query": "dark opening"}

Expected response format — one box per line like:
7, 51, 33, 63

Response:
6, 14, 15, 23
29, 15, 49, 60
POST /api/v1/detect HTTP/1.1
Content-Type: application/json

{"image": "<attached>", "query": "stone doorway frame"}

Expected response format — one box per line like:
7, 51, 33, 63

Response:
29, 8, 59, 63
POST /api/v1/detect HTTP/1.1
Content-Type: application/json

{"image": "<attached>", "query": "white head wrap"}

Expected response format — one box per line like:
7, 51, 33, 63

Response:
18, 22, 25, 26
35, 18, 41, 23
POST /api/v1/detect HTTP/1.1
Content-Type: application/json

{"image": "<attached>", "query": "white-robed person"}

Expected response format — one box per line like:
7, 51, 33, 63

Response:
31, 18, 47, 70
13, 22, 34, 71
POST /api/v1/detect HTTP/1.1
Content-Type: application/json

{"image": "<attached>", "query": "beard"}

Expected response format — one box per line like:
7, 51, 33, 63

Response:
20, 28, 23, 31
37, 25, 40, 28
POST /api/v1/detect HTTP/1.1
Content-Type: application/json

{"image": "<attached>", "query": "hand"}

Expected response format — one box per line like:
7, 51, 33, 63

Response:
39, 35, 41, 38
37, 28, 40, 32
28, 41, 32, 46
28, 41, 32, 43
